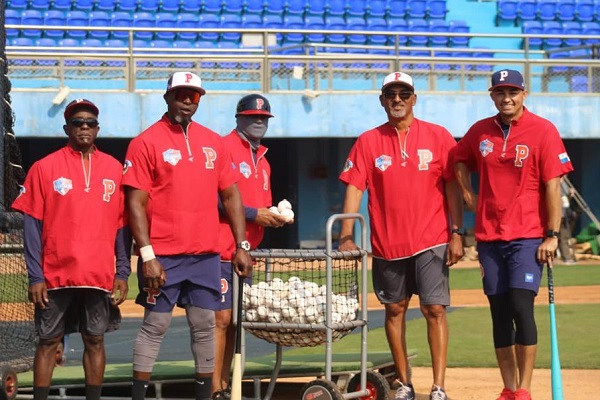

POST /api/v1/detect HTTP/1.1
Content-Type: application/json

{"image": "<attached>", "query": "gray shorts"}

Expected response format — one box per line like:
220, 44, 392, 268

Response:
35, 287, 121, 339
372, 245, 450, 306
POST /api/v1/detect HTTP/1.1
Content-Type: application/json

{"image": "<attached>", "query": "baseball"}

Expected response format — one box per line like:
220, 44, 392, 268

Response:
268, 311, 282, 323
245, 309, 258, 322
257, 305, 268, 319
280, 208, 294, 222
268, 206, 280, 215
277, 199, 292, 213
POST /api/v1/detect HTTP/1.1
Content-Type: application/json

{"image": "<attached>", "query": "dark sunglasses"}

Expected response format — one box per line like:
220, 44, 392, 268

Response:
383, 90, 414, 100
173, 89, 201, 104
68, 118, 99, 128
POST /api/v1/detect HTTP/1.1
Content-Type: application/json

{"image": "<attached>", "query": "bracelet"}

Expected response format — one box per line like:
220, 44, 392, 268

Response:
139, 245, 156, 262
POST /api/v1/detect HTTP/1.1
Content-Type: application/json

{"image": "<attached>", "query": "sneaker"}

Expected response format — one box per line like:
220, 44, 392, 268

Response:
394, 382, 415, 400
514, 388, 532, 400
429, 386, 448, 400
496, 388, 515, 400
211, 390, 231, 400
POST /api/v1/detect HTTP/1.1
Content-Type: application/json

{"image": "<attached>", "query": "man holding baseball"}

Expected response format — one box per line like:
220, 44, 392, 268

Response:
338, 72, 464, 400
212, 94, 290, 400
123, 72, 252, 400
453, 69, 573, 400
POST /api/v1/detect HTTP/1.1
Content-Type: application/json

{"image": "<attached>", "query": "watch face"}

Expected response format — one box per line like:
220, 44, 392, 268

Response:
238, 241, 250, 251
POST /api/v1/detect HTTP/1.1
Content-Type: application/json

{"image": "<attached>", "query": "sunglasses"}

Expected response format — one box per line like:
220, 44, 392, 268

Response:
383, 90, 414, 100
68, 118, 99, 128
173, 89, 201, 104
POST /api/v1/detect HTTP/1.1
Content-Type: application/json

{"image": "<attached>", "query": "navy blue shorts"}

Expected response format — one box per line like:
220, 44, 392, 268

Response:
477, 239, 544, 296
218, 261, 252, 311
136, 254, 221, 312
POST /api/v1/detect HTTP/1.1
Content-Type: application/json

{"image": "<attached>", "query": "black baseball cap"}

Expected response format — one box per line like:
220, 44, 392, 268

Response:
235, 94, 274, 118
64, 98, 99, 121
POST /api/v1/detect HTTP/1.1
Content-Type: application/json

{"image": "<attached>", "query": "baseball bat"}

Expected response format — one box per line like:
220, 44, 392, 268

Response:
547, 263, 564, 400
230, 274, 244, 400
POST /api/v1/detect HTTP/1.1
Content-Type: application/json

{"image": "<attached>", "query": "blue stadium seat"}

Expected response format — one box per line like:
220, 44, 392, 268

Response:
155, 12, 177, 40
428, 19, 449, 46
21, 10, 44, 38
346, 16, 368, 45
66, 10, 89, 39
286, 0, 307, 14
304, 14, 326, 43
11, 37, 35, 47
199, 13, 220, 41
50, 0, 73, 10
245, 0, 265, 14
95, 0, 116, 11
427, 0, 447, 19
111, 12, 134, 39
518, 0, 538, 22
138, 0, 161, 12
5, 10, 22, 39
407, 18, 428, 46
387, 0, 407, 17
581, 21, 600, 44
43, 10, 66, 39
160, 0, 181, 12
89, 10, 111, 39
496, 0, 518, 25
151, 39, 171, 48
217, 41, 240, 69
347, 1, 367, 17
387, 17, 408, 46
31, 0, 52, 10
325, 15, 346, 44
82, 37, 104, 48
537, 0, 558, 21
406, 0, 427, 18
405, 50, 430, 70
556, 0, 576, 21
202, 0, 222, 13
263, 13, 284, 42
58, 37, 81, 47
449, 19, 470, 47
542, 20, 563, 48
367, 0, 387, 17
116, 0, 138, 12
242, 13, 263, 28
222, 0, 244, 14
105, 38, 127, 48
181, 0, 202, 12
284, 14, 305, 43
570, 75, 588, 92
265, 0, 284, 14
326, 0, 347, 16
7, 0, 28, 10
306, 0, 326, 15
133, 11, 155, 40
562, 21, 582, 46
71, 0, 94, 11
574, 0, 594, 22
522, 20, 543, 48
176, 12, 199, 40
36, 37, 58, 47
366, 16, 389, 45
220, 13, 242, 42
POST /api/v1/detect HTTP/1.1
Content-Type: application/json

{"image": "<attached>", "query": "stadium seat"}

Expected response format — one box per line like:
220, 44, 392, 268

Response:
5, 10, 21, 39
94, 0, 116, 11
116, 0, 138, 12
220, 13, 242, 42
175, 12, 199, 40
326, 0, 347, 16
368, 0, 387, 17
407, 18, 428, 46
202, 0, 222, 13
7, 0, 28, 10
245, 0, 265, 14
199, 13, 220, 41
155, 12, 177, 40
387, 17, 408, 46
542, 20, 564, 48
50, 0, 73, 10
556, 0, 576, 21
222, 0, 244, 14
11, 37, 35, 47
537, 0, 558, 21
346, 16, 368, 45
180, 0, 202, 12
387, 0, 407, 17
325, 15, 346, 44
570, 75, 588, 92
105, 38, 127, 48
427, 0, 447, 19
21, 10, 44, 38
160, 0, 181, 12
217, 41, 240, 69
306, 0, 326, 16
304, 14, 326, 43
284, 14, 305, 43
31, 0, 52, 10
111, 12, 134, 40
517, 0, 538, 22
581, 21, 600, 44
347, 1, 367, 17
151, 39, 171, 48
367, 16, 389, 45
242, 13, 263, 28
263, 13, 284, 42
449, 19, 470, 47
562, 21, 582, 46
522, 20, 543, 48
71, 0, 94, 11
133, 11, 155, 40
406, 0, 427, 18
574, 0, 594, 22
65, 10, 89, 39
36, 37, 58, 47
265, 0, 284, 14
138, 0, 161, 12
428, 19, 449, 46
58, 37, 81, 47
496, 0, 518, 25
89, 10, 111, 39
405, 50, 431, 71
42, 10, 66, 39
286, 0, 306, 15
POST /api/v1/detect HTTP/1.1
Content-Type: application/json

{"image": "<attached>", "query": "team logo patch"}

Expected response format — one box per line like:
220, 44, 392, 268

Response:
239, 161, 252, 179
479, 139, 493, 157
163, 148, 182, 166
53, 177, 73, 196
558, 152, 570, 164
375, 155, 392, 172
343, 159, 354, 172
525, 273, 534, 283
17, 185, 26, 198
123, 159, 132, 174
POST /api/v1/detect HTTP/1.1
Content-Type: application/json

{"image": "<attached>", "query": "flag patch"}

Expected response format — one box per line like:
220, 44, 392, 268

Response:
558, 152, 570, 164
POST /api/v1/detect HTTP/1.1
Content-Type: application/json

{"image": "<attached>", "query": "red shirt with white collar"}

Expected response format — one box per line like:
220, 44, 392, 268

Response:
453, 107, 573, 241
339, 118, 457, 260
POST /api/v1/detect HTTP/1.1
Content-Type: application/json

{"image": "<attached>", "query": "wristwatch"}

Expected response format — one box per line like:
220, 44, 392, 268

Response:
236, 240, 251, 251
451, 228, 465, 236
546, 230, 560, 239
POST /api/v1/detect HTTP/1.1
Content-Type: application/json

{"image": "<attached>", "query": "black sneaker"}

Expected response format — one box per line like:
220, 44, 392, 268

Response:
212, 390, 231, 400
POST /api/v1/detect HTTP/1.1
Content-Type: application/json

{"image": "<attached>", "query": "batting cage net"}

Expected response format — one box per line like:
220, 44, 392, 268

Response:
243, 249, 363, 347
0, 0, 36, 373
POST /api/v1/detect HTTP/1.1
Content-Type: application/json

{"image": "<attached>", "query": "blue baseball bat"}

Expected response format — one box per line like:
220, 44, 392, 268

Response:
547, 263, 564, 400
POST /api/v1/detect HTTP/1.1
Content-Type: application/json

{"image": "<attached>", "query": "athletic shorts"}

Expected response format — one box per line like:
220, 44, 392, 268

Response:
372, 245, 450, 306
477, 239, 544, 296
35, 287, 121, 340
218, 261, 252, 311
136, 254, 221, 313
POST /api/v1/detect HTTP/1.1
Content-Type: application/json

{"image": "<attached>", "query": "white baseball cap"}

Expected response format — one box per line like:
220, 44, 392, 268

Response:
166, 71, 206, 95
381, 71, 415, 92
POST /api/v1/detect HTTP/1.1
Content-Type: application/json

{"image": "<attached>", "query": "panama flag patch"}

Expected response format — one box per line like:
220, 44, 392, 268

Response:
558, 152, 570, 164
53, 177, 73, 196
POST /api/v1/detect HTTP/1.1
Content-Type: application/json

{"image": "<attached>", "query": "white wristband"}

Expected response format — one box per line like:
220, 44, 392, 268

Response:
139, 245, 156, 262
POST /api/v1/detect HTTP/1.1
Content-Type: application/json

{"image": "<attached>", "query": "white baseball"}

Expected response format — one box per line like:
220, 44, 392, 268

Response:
268, 206, 280, 215
277, 199, 292, 213
257, 305, 268, 320
268, 311, 282, 323
280, 208, 294, 222
245, 309, 258, 322
281, 305, 297, 320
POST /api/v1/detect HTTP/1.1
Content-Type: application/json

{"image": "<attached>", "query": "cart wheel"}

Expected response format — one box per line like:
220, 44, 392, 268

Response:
346, 370, 390, 400
0, 366, 18, 400
300, 379, 344, 400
